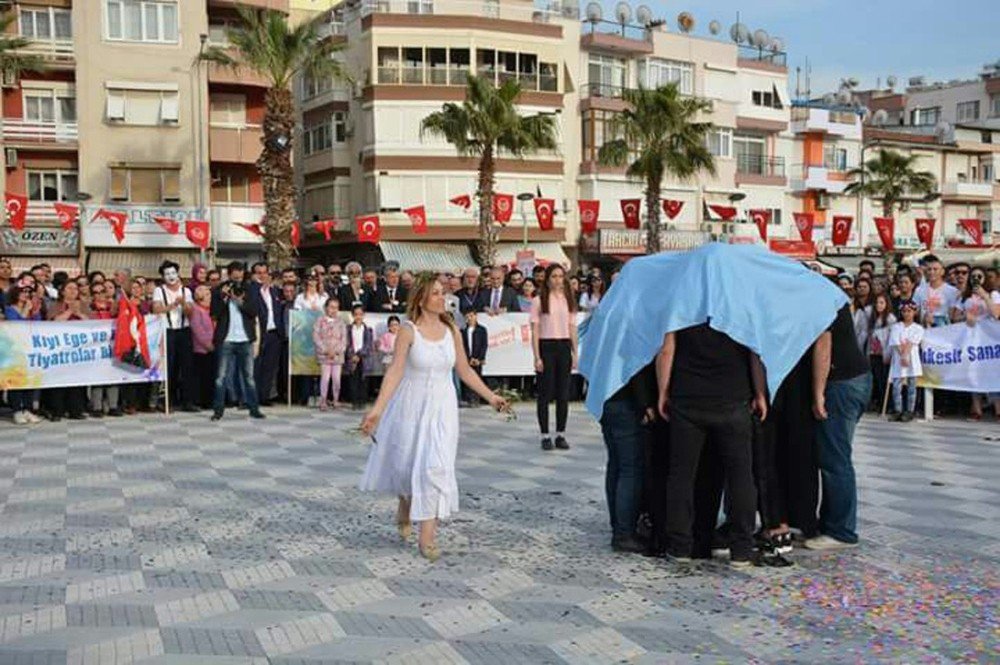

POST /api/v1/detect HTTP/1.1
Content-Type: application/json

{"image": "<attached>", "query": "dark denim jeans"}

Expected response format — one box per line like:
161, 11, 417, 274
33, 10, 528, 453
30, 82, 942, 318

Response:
214, 342, 260, 415
600, 398, 646, 540
817, 372, 872, 544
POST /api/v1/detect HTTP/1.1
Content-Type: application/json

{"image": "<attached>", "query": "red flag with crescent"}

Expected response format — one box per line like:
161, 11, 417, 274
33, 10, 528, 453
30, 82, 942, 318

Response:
5, 193, 27, 230
492, 193, 513, 224
93, 208, 128, 243
874, 217, 895, 252
404, 205, 428, 234
578, 200, 599, 234
114, 295, 151, 369
749, 209, 771, 242
449, 194, 471, 209
152, 215, 180, 235
707, 204, 738, 221
662, 199, 684, 220
291, 221, 301, 249
958, 218, 984, 245
313, 219, 334, 241
185, 220, 210, 249
53, 202, 79, 231
534, 198, 555, 230
793, 212, 814, 243
831, 215, 853, 246
357, 214, 381, 243
620, 199, 641, 229
236, 222, 264, 237
915, 218, 936, 250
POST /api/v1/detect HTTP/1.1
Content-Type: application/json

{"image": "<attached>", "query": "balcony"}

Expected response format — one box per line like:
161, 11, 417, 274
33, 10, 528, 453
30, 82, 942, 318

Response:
737, 45, 787, 72
789, 164, 851, 194
375, 65, 556, 93
211, 203, 266, 244
790, 106, 862, 140
942, 178, 994, 201
11, 39, 74, 68
207, 60, 270, 88
207, 0, 289, 10
1, 119, 78, 147
356, 0, 576, 23
735, 155, 787, 186
580, 21, 653, 55
209, 125, 263, 164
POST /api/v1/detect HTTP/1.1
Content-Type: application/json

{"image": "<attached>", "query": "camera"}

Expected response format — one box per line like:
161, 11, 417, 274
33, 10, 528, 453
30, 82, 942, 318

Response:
224, 280, 245, 298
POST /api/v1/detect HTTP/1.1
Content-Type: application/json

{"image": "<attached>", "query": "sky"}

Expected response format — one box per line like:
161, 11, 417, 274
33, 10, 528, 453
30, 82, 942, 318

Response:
600, 0, 999, 96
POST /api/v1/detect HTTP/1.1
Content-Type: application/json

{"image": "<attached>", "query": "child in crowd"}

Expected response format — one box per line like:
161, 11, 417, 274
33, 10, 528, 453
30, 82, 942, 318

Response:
346, 305, 374, 410
888, 300, 924, 422
378, 316, 400, 368
313, 298, 347, 410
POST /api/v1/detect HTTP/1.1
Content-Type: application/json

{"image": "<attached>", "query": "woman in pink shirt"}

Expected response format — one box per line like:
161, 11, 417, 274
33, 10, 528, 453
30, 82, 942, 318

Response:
530, 264, 579, 451
190, 285, 216, 408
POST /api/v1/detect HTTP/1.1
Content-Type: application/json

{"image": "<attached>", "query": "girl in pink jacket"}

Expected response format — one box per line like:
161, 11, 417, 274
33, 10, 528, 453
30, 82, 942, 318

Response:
313, 298, 347, 410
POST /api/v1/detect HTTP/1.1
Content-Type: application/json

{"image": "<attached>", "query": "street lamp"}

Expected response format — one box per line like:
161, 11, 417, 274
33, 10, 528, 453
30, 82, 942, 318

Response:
516, 192, 534, 249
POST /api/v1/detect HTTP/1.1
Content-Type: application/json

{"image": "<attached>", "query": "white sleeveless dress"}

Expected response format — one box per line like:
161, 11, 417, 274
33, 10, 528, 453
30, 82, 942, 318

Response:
359, 322, 460, 521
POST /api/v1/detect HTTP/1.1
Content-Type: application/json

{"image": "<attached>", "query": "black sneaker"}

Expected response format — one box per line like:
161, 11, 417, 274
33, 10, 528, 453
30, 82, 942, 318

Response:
901, 411, 914, 422
540, 437, 554, 451
210, 412, 223, 421
554, 435, 570, 450
774, 532, 793, 554
249, 411, 266, 419
611, 536, 645, 554
107, 409, 123, 417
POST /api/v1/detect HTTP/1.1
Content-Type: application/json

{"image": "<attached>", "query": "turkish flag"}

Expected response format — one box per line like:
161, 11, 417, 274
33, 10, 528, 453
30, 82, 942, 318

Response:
749, 209, 771, 242
578, 199, 599, 234
793, 212, 815, 243
356, 214, 380, 243
874, 217, 895, 252
313, 219, 334, 241
236, 222, 264, 237
831, 215, 853, 246
492, 193, 513, 224
5, 193, 28, 230
152, 215, 179, 235
185, 220, 210, 249
620, 199, 641, 229
707, 204, 738, 221
403, 205, 427, 234
662, 199, 684, 220
291, 221, 301, 249
53, 202, 79, 231
915, 218, 936, 250
958, 218, 984, 245
449, 194, 471, 209
94, 208, 128, 243
533, 198, 555, 230
114, 295, 151, 369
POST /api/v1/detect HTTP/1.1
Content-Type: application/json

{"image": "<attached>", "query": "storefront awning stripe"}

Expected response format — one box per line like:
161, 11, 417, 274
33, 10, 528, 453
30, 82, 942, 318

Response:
378, 241, 476, 273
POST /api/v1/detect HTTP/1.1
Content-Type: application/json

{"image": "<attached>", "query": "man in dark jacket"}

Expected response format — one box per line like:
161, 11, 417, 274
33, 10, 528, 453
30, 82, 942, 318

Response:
247, 262, 285, 406
461, 310, 489, 405
210, 280, 264, 421
477, 266, 520, 314
370, 267, 408, 314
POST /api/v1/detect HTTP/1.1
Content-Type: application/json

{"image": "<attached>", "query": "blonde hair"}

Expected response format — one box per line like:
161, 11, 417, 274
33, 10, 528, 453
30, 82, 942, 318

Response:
406, 272, 456, 331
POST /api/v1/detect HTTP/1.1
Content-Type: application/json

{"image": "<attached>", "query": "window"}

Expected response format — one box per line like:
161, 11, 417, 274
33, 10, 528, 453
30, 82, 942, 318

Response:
302, 74, 333, 99
332, 112, 347, 143
540, 62, 557, 91
209, 94, 247, 127
211, 168, 251, 204
640, 58, 693, 94
106, 0, 178, 43
106, 88, 180, 125
23, 90, 76, 124
956, 100, 980, 123
377, 47, 400, 84
427, 48, 447, 85
911, 106, 940, 126
207, 22, 229, 46
751, 85, 784, 109
823, 145, 848, 171
706, 128, 732, 158
20, 7, 72, 40
734, 134, 766, 173
449, 48, 470, 85
588, 54, 627, 96
27, 170, 77, 202
402, 47, 423, 84
991, 94, 1000, 118
407, 0, 433, 14
303, 122, 332, 155
108, 166, 181, 203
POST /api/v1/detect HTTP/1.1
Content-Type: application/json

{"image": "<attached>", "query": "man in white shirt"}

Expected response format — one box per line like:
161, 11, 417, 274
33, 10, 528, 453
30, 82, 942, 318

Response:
151, 260, 199, 412
248, 261, 284, 406
210, 280, 265, 421
913, 255, 960, 328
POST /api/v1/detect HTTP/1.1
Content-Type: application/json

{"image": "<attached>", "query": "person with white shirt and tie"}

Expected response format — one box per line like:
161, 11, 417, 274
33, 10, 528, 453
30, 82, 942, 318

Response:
151, 260, 199, 412
371, 268, 408, 314
345, 305, 375, 409
248, 262, 284, 407
477, 266, 520, 315
461, 310, 488, 406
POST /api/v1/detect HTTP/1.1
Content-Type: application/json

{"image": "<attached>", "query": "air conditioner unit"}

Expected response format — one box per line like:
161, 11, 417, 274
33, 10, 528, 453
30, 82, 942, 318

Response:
1, 70, 17, 88
4, 148, 17, 168
816, 193, 831, 210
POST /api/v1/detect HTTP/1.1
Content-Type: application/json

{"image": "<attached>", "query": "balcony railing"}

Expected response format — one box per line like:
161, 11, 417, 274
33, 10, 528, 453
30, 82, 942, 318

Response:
736, 154, 785, 177
12, 39, 74, 62
585, 82, 627, 98
377, 65, 552, 91
1, 119, 78, 144
356, 0, 576, 22
582, 20, 652, 42
737, 45, 787, 67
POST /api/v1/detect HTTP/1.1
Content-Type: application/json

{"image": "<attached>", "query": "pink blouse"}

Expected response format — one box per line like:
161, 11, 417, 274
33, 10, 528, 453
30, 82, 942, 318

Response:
530, 293, 574, 340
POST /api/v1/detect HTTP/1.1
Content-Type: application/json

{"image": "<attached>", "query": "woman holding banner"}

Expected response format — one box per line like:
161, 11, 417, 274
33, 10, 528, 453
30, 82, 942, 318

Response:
4, 281, 43, 424
359, 275, 508, 562
45, 280, 89, 421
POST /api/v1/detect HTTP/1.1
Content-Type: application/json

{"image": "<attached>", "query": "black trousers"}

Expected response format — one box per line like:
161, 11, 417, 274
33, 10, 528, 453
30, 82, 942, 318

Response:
642, 419, 670, 553
192, 352, 215, 409
348, 362, 367, 408
665, 399, 756, 559
165, 328, 196, 408
774, 354, 819, 537
44, 387, 86, 418
537, 339, 572, 434
753, 416, 784, 531
870, 355, 889, 412
254, 330, 281, 404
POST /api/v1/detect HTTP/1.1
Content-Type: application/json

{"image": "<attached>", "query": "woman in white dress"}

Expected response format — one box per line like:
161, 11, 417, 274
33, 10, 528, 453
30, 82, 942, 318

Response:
360, 275, 507, 561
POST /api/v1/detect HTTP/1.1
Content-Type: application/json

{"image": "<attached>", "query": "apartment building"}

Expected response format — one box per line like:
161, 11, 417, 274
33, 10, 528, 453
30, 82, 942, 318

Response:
1, 0, 270, 276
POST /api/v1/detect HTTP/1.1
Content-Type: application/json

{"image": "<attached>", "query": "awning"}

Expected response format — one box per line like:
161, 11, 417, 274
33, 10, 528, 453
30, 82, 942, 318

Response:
87, 249, 203, 278
378, 241, 476, 273
495, 242, 571, 267
901, 247, 1000, 268
8, 257, 82, 275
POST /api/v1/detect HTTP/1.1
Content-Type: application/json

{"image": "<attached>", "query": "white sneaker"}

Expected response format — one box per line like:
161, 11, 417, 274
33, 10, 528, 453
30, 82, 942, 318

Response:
804, 535, 858, 551
25, 411, 42, 424
12, 411, 28, 425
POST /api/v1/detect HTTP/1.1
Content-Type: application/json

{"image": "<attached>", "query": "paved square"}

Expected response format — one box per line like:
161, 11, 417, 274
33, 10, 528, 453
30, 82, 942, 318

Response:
0, 405, 996, 663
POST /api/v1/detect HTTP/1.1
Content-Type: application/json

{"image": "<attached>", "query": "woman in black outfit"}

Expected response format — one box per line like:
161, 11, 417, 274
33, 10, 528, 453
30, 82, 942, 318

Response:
530, 265, 578, 451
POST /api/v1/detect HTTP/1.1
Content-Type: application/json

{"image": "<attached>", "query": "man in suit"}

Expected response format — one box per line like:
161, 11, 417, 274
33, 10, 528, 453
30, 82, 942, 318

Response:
247, 261, 285, 407
456, 267, 482, 315
478, 266, 520, 314
370, 267, 408, 314
210, 279, 264, 421
345, 305, 375, 409
461, 310, 489, 406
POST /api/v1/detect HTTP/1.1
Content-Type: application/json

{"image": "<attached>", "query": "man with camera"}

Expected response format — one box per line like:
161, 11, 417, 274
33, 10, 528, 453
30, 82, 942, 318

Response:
210, 280, 265, 421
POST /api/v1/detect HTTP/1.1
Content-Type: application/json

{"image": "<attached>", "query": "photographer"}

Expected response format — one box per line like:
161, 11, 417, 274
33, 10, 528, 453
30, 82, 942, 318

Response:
959, 267, 1000, 421
210, 280, 265, 421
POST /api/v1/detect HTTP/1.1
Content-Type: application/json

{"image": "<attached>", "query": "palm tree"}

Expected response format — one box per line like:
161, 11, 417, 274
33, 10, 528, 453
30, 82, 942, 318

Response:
844, 149, 936, 217
421, 76, 558, 266
201, 7, 348, 269
598, 85, 715, 254
0, 12, 45, 82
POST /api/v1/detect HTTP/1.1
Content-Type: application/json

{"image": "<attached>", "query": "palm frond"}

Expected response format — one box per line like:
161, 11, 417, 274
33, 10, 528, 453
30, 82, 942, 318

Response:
0, 12, 46, 77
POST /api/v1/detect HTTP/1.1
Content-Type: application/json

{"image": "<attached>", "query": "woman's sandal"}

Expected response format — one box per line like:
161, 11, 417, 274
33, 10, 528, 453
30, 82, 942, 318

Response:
396, 500, 411, 541
419, 543, 440, 562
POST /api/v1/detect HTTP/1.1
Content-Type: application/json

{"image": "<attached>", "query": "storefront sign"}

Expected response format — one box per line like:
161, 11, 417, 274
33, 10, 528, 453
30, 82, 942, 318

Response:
0, 225, 79, 256
595, 229, 712, 255
769, 239, 816, 259
82, 206, 204, 249
515, 249, 536, 274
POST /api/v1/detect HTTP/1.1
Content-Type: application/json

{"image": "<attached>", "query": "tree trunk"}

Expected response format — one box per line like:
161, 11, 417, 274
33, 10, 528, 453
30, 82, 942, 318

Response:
644, 174, 662, 254
882, 200, 894, 218
258, 86, 297, 271
475, 148, 499, 267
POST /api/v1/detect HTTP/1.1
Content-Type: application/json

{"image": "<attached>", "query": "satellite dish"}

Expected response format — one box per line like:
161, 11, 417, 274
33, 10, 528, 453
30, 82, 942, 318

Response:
860, 106, 871, 122
769, 37, 784, 53
886, 75, 897, 89
585, 1, 602, 22
729, 22, 748, 43
823, 93, 837, 106
708, 20, 721, 35
872, 109, 889, 126
752, 29, 769, 48
614, 1, 632, 25
846, 77, 860, 88
677, 12, 694, 33
836, 89, 852, 105
635, 4, 653, 26
935, 121, 952, 139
